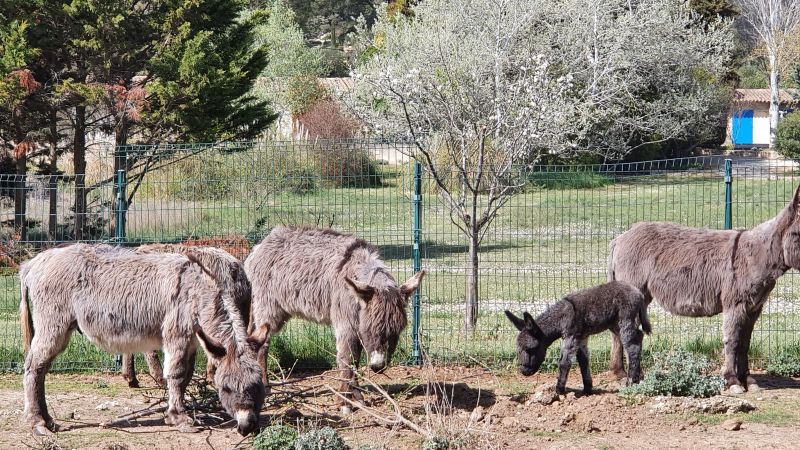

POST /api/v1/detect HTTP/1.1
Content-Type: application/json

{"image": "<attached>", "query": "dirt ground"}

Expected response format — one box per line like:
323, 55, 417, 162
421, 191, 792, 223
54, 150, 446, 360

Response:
1, 367, 799, 450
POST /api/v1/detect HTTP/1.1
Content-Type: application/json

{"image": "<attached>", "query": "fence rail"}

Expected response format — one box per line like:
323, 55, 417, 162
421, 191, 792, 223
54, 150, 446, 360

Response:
0, 139, 798, 372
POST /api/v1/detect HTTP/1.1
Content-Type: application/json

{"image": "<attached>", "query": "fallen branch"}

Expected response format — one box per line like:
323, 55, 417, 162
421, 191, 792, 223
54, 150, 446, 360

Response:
325, 384, 432, 439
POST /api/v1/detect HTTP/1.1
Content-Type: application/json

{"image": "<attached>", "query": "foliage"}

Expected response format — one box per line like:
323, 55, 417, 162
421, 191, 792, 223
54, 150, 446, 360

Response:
619, 351, 725, 398
297, 99, 361, 139
422, 437, 450, 450
288, 0, 376, 45
766, 346, 800, 377
736, 63, 769, 88
287, 75, 329, 116
528, 170, 616, 190
252, 424, 298, 450
251, 1, 330, 78
293, 427, 347, 450
776, 112, 800, 158
311, 143, 382, 188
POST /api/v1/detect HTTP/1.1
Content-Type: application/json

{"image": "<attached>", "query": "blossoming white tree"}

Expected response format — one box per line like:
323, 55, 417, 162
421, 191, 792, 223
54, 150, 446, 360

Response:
351, 0, 732, 332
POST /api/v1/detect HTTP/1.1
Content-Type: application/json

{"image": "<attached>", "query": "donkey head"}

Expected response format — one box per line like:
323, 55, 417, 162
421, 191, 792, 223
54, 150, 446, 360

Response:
505, 310, 548, 376
345, 270, 426, 372
196, 325, 269, 436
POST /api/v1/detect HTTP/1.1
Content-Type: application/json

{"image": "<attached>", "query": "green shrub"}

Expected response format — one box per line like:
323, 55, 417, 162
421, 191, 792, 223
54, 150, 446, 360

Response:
776, 112, 800, 159
294, 427, 347, 450
527, 170, 616, 190
287, 75, 329, 116
311, 144, 382, 188
619, 350, 724, 398
422, 437, 450, 450
252, 424, 298, 450
766, 347, 800, 377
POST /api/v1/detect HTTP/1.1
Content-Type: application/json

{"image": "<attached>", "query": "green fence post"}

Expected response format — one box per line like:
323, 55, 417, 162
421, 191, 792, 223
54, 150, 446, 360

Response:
411, 161, 423, 365
113, 151, 127, 372
115, 168, 127, 242
724, 158, 732, 230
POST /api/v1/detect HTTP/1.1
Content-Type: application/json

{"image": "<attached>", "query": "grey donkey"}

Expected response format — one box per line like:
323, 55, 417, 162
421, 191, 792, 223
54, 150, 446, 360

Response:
121, 244, 252, 388
608, 185, 800, 393
244, 226, 425, 411
505, 281, 651, 395
19, 243, 267, 436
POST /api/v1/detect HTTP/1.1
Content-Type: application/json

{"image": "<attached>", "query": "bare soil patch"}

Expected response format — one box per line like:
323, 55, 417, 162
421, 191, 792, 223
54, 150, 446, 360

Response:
1, 369, 799, 449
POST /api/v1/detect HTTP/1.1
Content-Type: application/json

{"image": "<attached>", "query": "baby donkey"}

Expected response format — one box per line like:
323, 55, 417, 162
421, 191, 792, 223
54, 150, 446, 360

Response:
505, 281, 650, 395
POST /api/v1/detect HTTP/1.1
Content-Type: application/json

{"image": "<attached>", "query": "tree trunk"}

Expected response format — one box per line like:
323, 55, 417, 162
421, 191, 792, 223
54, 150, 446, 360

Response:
769, 51, 779, 149
12, 109, 27, 241
465, 224, 480, 333
48, 109, 58, 240
73, 105, 87, 240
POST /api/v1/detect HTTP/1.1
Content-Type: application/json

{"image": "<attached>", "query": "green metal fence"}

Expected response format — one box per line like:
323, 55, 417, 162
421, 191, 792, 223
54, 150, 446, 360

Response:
1, 139, 798, 372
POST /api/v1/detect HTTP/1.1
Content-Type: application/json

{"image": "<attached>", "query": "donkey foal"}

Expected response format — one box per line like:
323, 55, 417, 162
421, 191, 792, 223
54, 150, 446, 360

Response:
506, 281, 651, 394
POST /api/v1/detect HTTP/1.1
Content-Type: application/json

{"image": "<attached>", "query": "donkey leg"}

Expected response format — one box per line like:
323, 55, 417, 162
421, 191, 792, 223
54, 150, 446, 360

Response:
608, 328, 627, 380
555, 337, 576, 395
576, 339, 592, 395
722, 307, 747, 393
143, 351, 164, 387
620, 323, 644, 385
334, 331, 363, 413
162, 347, 197, 432
23, 326, 73, 435
121, 354, 139, 388
738, 309, 763, 390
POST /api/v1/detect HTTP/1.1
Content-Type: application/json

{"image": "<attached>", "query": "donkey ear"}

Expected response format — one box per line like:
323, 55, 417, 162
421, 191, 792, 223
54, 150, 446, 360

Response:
345, 276, 375, 302
792, 184, 800, 212
523, 312, 544, 337
246, 323, 270, 351
400, 269, 426, 298
505, 310, 526, 331
194, 323, 227, 360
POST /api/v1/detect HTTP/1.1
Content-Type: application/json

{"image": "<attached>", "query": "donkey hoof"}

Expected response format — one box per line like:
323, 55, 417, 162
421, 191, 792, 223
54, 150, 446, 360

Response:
126, 379, 140, 388
727, 385, 746, 395
177, 423, 201, 433
32, 423, 57, 436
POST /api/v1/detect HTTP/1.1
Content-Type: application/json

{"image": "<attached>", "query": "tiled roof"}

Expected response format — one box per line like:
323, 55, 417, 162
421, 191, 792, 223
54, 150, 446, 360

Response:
733, 88, 799, 105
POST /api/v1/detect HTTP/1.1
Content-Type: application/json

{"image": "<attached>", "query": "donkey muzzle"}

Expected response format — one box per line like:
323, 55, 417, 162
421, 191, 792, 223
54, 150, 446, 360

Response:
235, 410, 258, 436
368, 351, 387, 373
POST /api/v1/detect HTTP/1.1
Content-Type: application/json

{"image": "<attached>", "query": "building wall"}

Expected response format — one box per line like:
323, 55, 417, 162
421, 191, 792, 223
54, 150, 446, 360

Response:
727, 102, 771, 147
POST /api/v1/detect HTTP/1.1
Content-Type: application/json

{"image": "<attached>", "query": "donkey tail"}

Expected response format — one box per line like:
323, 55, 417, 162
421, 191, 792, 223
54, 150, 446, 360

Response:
20, 276, 34, 353
638, 299, 652, 335
607, 238, 617, 282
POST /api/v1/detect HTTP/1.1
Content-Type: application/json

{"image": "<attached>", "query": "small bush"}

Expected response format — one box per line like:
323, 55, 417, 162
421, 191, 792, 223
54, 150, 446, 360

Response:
776, 112, 800, 159
294, 427, 347, 450
311, 144, 382, 188
422, 436, 450, 450
766, 347, 800, 377
252, 424, 298, 450
528, 170, 616, 190
287, 75, 329, 116
619, 350, 724, 398
297, 99, 361, 140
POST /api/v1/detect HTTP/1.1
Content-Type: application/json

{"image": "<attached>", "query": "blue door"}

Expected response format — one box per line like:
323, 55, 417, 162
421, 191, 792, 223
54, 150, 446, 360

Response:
732, 109, 753, 146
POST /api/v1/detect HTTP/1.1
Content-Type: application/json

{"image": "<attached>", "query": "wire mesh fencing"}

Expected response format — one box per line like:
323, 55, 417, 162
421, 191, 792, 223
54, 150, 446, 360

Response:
0, 140, 798, 372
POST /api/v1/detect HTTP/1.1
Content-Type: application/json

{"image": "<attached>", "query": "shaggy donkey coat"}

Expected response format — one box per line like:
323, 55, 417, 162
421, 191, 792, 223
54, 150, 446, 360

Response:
121, 244, 252, 387
506, 281, 650, 394
244, 227, 424, 408
608, 186, 800, 391
19, 243, 267, 436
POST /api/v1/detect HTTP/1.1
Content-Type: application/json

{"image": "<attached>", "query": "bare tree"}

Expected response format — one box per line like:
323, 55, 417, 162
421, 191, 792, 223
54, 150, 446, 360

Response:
736, 0, 800, 148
